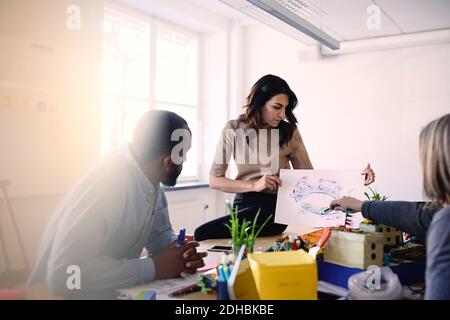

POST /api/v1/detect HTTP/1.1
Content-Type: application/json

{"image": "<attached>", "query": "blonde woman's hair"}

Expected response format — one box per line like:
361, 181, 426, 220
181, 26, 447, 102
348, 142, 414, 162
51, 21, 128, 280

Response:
419, 113, 450, 205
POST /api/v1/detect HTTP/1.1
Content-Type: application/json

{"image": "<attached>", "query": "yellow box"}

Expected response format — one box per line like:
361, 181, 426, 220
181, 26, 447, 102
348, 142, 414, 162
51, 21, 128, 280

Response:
228, 259, 259, 300
247, 250, 317, 300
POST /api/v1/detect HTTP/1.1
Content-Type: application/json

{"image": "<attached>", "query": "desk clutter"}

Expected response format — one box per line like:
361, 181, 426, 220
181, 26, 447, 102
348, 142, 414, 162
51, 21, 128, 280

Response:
186, 220, 426, 300
196, 244, 317, 300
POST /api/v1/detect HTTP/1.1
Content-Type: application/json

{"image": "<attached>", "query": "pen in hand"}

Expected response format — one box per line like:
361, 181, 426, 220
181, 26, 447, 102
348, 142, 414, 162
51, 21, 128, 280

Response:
177, 228, 186, 247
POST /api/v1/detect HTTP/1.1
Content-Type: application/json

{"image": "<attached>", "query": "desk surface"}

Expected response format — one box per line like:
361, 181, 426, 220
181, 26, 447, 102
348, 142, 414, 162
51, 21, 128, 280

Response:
118, 235, 281, 300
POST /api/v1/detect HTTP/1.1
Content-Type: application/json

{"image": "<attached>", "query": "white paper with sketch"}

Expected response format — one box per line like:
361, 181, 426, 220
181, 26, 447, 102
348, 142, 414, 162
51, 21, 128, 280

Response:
275, 169, 365, 229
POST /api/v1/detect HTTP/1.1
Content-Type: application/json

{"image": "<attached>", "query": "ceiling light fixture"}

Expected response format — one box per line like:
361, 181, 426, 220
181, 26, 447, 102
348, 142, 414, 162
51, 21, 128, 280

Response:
246, 0, 340, 50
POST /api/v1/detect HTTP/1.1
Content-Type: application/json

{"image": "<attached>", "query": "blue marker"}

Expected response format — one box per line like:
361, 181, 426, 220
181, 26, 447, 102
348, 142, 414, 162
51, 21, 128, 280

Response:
222, 264, 230, 282
218, 265, 227, 283
177, 228, 186, 247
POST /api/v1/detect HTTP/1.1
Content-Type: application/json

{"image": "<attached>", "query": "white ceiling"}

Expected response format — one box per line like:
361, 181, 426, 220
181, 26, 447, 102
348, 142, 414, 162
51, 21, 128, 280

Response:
186, 0, 252, 21
188, 0, 450, 42
112, 0, 450, 46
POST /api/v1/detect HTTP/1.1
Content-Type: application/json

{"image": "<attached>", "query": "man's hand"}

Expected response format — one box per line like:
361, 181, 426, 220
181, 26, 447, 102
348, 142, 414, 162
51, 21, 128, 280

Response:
180, 241, 207, 275
330, 196, 364, 213
251, 175, 282, 192
361, 163, 375, 186
153, 242, 207, 279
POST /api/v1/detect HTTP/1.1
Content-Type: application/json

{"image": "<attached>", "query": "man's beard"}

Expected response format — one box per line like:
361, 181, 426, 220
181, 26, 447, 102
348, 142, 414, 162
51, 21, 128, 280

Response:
161, 164, 182, 187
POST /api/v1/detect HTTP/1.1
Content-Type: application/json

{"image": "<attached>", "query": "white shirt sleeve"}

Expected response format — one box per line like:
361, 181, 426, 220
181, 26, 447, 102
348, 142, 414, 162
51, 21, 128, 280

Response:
45, 167, 155, 297
145, 190, 178, 256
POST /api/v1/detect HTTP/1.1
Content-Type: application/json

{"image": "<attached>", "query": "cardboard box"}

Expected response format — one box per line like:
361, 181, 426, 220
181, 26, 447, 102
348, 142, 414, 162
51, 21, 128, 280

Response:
324, 229, 384, 269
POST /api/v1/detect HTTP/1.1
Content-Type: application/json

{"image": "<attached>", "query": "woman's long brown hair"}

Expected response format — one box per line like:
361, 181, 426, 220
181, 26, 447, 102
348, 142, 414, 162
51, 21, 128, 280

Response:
238, 74, 299, 147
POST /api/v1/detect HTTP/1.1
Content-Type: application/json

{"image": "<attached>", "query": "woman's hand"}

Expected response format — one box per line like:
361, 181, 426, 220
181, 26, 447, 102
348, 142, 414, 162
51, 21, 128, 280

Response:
361, 163, 375, 186
329, 196, 364, 212
251, 175, 282, 192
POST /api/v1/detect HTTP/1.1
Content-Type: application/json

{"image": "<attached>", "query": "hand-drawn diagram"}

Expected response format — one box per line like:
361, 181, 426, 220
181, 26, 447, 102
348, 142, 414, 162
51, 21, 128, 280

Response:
275, 169, 365, 230
290, 177, 343, 215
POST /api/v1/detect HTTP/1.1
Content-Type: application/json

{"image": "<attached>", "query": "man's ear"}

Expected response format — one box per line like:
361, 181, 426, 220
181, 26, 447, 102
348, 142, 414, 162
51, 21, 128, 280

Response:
162, 153, 173, 171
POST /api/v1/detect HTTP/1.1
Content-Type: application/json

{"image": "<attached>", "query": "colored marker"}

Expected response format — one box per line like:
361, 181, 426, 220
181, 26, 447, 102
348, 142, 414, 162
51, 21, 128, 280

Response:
177, 228, 186, 247
168, 284, 201, 297
218, 265, 227, 283
216, 266, 223, 282
222, 264, 230, 282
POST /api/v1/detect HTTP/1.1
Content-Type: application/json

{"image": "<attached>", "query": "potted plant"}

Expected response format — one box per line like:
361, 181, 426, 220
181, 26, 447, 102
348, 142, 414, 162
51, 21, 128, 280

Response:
224, 201, 272, 255
362, 187, 388, 225
364, 186, 389, 201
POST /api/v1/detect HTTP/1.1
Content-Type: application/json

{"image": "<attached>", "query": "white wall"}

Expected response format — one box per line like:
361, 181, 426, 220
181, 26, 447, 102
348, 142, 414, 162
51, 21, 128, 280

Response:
201, 23, 248, 218
0, 195, 62, 271
0, 0, 104, 198
243, 24, 450, 201
0, 0, 104, 274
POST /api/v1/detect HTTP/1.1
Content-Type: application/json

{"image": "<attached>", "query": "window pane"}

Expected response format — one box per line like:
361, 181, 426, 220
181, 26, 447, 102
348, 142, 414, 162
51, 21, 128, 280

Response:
103, 10, 122, 94
121, 16, 150, 98
102, 8, 151, 155
101, 96, 150, 154
103, 8, 150, 98
156, 103, 198, 179
155, 26, 198, 106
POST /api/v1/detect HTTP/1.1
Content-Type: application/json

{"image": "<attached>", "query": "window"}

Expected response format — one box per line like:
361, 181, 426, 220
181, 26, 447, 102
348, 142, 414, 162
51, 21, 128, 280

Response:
102, 6, 199, 180
102, 8, 150, 154
154, 24, 199, 179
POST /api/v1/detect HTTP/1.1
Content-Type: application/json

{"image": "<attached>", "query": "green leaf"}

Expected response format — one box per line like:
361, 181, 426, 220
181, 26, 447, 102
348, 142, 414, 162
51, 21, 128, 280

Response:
254, 213, 273, 239
250, 208, 261, 238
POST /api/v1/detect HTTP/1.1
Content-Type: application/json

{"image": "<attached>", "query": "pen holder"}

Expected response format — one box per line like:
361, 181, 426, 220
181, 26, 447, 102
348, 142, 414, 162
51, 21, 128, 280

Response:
216, 281, 229, 300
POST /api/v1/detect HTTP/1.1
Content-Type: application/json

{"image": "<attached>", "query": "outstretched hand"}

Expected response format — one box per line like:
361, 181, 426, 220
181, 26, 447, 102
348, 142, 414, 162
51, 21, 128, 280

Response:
329, 196, 364, 213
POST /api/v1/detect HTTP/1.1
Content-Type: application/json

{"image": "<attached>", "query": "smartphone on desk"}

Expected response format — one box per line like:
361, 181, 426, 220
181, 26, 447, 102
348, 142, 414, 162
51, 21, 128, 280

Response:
207, 245, 232, 253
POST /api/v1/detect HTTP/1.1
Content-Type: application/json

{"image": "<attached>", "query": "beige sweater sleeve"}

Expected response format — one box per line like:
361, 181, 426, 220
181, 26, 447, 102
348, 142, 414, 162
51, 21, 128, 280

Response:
209, 121, 233, 177
289, 127, 314, 169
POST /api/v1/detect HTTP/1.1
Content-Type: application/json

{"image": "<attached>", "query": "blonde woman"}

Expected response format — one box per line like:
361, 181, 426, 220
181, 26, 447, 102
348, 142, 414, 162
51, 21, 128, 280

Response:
331, 113, 450, 300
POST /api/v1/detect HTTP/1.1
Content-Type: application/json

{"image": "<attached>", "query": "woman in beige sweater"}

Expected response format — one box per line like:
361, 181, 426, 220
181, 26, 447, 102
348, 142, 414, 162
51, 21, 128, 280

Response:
194, 74, 374, 241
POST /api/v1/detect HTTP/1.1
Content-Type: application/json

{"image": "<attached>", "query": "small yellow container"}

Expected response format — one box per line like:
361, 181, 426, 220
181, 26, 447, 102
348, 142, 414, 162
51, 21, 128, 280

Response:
247, 250, 317, 300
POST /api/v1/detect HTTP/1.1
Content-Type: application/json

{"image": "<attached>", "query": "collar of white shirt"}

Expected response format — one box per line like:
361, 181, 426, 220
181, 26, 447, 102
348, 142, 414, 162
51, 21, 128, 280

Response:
122, 143, 158, 197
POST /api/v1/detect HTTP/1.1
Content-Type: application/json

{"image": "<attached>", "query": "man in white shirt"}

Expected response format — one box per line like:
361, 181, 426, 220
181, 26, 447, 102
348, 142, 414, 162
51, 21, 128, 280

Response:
28, 110, 206, 299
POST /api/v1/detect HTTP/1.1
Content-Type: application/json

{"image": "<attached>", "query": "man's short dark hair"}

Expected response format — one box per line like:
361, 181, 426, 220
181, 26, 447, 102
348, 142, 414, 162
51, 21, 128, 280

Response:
131, 110, 189, 164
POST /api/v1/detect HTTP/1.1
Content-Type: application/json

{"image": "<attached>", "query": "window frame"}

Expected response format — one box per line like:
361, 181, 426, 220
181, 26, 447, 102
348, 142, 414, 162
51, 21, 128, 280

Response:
103, 2, 202, 182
